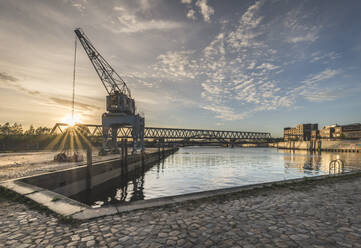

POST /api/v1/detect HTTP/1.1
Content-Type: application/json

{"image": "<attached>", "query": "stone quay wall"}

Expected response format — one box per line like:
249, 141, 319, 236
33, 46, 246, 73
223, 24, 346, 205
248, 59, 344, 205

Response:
273, 139, 361, 153
20, 147, 178, 197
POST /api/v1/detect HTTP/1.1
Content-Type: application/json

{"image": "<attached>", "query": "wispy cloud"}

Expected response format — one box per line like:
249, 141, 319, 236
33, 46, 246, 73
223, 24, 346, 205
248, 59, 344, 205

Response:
0, 72, 17, 82
287, 31, 318, 43
310, 51, 340, 63
302, 68, 340, 85
284, 7, 321, 44
226, 1, 265, 50
186, 9, 197, 20
291, 68, 343, 103
153, 50, 199, 79
195, 0, 214, 23
0, 72, 40, 95
256, 63, 279, 70
180, 0, 214, 22
202, 105, 249, 121
0, 72, 100, 113
70, 0, 87, 12
49, 97, 100, 111
113, 5, 183, 33
301, 89, 342, 102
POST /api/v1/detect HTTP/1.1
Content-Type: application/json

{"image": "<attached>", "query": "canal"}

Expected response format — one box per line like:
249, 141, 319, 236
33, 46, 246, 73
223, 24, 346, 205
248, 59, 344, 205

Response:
69, 147, 361, 208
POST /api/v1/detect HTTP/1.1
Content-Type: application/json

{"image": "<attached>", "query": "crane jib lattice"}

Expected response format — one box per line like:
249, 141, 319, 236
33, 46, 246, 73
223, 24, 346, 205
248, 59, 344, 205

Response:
51, 123, 272, 140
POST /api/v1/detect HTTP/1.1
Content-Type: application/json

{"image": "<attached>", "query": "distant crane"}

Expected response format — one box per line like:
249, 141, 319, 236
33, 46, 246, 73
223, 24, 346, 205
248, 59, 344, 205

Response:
74, 28, 144, 154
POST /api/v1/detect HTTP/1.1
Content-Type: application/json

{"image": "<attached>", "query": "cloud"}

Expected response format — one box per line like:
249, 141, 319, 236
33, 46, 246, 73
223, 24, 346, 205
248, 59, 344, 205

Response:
113, 6, 125, 11
301, 89, 342, 102
227, 1, 265, 50
0, 72, 40, 96
186, 9, 197, 20
115, 15, 183, 33
119, 1, 346, 122
195, 0, 214, 23
201, 83, 222, 95
287, 32, 318, 43
153, 50, 199, 79
290, 68, 343, 103
49, 97, 100, 111
181, 0, 192, 4
302, 68, 340, 85
256, 63, 279, 70
113, 5, 183, 33
310, 51, 340, 63
240, 0, 264, 28
202, 105, 249, 121
138, 0, 151, 11
153, 1, 297, 121
0, 73, 99, 113
284, 8, 321, 44
70, 0, 87, 11
247, 62, 256, 70
0, 72, 18, 82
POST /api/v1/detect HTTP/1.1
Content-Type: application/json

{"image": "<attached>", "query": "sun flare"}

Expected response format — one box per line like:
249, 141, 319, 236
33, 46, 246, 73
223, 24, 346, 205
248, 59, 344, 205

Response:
61, 114, 81, 126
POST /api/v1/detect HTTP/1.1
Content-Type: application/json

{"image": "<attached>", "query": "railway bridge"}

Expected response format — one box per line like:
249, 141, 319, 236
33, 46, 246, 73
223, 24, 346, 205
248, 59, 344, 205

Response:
51, 123, 272, 146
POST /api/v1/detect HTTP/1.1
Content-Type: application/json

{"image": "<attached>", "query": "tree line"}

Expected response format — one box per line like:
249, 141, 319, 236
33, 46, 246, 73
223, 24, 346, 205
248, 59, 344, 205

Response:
0, 122, 51, 136
0, 122, 53, 151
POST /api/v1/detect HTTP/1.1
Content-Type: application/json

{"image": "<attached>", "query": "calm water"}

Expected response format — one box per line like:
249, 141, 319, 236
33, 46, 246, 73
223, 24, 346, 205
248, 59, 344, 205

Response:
70, 147, 361, 207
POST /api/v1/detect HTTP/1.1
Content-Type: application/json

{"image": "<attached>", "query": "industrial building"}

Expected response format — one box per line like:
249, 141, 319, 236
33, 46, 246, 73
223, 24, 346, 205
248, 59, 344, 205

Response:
319, 125, 338, 139
283, 123, 318, 141
317, 123, 361, 139
285, 123, 361, 140
334, 123, 361, 139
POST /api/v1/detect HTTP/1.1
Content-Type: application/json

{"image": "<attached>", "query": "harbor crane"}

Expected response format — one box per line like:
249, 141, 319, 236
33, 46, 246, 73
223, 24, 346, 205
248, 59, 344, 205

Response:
74, 28, 144, 154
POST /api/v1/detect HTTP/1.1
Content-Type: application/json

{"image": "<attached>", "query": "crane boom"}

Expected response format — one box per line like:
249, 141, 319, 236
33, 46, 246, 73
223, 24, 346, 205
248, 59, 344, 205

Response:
74, 28, 131, 98
73, 27, 144, 154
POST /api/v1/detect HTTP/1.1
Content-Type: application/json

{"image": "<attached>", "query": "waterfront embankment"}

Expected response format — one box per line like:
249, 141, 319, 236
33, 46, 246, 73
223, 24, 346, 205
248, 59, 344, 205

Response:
273, 139, 361, 152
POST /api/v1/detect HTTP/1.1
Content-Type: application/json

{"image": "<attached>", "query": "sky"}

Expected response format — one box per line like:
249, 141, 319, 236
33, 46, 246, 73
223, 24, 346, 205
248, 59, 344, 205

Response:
0, 0, 360, 137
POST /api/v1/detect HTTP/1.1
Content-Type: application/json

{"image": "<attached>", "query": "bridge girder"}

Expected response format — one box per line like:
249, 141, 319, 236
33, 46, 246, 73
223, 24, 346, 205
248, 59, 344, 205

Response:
51, 123, 272, 141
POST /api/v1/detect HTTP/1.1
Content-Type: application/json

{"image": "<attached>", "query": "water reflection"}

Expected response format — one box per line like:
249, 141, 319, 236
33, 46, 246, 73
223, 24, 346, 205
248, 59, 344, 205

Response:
282, 149, 360, 174
70, 147, 361, 207
71, 161, 150, 208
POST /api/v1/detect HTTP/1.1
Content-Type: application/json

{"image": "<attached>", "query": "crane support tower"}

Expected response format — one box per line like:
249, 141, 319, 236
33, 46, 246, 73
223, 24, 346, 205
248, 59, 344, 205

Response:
74, 28, 144, 154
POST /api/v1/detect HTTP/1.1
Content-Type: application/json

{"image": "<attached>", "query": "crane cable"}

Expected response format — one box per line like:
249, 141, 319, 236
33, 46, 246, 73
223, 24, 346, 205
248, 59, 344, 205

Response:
71, 34, 77, 122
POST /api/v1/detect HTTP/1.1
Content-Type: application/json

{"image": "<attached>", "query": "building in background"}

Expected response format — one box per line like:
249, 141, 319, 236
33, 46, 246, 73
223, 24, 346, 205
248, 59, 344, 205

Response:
319, 125, 338, 139
285, 123, 361, 141
284, 123, 318, 141
334, 123, 361, 139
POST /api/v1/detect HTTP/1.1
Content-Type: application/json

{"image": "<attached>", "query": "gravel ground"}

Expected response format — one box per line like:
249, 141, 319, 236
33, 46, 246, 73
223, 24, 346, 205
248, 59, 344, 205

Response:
0, 150, 135, 182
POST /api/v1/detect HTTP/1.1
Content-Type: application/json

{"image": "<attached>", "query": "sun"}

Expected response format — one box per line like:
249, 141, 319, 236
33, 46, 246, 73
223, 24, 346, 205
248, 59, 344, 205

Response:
61, 114, 81, 126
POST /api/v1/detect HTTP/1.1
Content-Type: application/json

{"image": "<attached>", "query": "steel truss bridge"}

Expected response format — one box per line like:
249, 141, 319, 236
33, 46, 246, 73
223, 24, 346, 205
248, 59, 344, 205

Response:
51, 123, 272, 144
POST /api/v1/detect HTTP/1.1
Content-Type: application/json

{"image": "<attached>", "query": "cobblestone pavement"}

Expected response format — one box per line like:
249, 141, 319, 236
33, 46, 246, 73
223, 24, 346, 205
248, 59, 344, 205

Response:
1, 175, 361, 248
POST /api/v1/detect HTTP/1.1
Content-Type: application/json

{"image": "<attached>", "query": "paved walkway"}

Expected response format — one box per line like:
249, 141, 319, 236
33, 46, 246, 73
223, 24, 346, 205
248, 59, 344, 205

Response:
1, 174, 361, 247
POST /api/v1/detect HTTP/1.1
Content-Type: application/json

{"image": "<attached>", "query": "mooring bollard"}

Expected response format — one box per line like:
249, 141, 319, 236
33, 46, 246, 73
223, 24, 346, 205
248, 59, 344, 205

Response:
121, 139, 124, 164
141, 149, 145, 165
87, 146, 92, 166
162, 142, 165, 159
124, 139, 128, 162
86, 146, 92, 190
